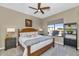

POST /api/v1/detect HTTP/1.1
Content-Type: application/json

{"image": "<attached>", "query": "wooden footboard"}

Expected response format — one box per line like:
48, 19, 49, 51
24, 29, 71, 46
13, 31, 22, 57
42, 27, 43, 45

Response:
27, 38, 55, 56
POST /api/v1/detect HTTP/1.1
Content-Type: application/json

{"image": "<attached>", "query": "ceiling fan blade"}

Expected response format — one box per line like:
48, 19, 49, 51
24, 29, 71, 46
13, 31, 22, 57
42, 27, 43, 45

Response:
41, 7, 50, 10
38, 3, 41, 9
29, 6, 38, 10
40, 9, 44, 14
34, 11, 38, 14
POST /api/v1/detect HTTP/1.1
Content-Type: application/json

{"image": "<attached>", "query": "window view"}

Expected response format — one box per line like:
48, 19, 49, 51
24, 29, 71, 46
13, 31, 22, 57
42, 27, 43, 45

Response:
48, 24, 54, 36
48, 23, 64, 36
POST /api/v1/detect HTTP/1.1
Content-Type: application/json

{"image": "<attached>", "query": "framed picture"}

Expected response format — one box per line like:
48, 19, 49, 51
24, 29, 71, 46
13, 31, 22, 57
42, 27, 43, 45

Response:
25, 19, 32, 27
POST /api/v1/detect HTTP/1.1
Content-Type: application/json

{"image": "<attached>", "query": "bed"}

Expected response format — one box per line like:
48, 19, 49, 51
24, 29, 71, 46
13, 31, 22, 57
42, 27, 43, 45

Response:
18, 28, 55, 56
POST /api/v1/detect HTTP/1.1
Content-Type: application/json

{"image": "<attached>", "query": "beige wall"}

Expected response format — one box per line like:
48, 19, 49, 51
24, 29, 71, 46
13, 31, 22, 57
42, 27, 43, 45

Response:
42, 6, 79, 48
0, 6, 41, 48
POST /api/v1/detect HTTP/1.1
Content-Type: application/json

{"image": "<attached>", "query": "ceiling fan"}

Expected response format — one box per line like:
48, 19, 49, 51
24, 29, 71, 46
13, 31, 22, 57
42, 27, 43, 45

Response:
29, 3, 50, 14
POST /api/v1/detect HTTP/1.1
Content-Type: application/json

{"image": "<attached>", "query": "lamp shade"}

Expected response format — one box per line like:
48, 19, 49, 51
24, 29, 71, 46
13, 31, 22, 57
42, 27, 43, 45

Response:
7, 28, 15, 32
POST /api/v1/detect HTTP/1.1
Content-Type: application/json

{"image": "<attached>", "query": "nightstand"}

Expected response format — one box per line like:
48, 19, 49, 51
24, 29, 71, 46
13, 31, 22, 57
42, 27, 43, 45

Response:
5, 37, 16, 50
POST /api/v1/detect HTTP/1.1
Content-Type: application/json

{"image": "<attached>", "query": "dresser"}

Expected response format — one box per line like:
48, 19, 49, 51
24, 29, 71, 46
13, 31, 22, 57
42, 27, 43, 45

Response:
5, 37, 16, 50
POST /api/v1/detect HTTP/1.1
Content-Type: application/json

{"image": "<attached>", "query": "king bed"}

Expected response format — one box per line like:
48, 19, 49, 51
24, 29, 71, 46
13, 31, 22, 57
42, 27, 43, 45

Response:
18, 28, 55, 56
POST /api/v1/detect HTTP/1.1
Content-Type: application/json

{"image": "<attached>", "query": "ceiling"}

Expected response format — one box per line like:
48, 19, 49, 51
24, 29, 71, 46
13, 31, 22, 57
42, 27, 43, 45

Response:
0, 3, 79, 19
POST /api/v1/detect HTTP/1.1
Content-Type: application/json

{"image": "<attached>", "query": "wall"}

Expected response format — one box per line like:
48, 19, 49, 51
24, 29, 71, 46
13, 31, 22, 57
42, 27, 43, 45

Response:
0, 6, 41, 48
42, 6, 79, 48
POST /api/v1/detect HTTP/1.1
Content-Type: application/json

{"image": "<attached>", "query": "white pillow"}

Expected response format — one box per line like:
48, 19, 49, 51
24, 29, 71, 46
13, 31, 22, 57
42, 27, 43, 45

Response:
20, 32, 38, 38
31, 32, 38, 37
20, 33, 26, 37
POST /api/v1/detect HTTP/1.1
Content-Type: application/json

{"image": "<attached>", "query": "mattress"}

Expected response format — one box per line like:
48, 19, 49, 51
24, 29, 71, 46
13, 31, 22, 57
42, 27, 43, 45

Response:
31, 39, 52, 53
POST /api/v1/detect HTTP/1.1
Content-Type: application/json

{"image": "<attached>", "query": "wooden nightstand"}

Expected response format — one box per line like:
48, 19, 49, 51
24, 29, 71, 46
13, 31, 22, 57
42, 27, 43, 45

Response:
5, 37, 16, 50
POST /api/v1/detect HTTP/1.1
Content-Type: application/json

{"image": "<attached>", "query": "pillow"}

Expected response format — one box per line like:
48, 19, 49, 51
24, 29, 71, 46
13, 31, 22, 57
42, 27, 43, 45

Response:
31, 32, 38, 37
20, 33, 26, 37
20, 32, 38, 38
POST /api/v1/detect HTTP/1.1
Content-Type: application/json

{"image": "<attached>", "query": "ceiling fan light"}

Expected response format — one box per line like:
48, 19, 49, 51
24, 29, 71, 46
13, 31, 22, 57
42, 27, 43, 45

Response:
38, 10, 40, 11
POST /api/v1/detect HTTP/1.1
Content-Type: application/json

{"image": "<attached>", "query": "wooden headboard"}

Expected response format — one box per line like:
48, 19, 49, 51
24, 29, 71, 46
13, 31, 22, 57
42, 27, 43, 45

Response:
18, 28, 38, 38
20, 28, 38, 32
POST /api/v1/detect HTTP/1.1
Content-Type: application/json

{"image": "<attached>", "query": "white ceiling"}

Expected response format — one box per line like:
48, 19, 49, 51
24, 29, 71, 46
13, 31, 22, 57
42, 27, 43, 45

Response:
0, 3, 79, 19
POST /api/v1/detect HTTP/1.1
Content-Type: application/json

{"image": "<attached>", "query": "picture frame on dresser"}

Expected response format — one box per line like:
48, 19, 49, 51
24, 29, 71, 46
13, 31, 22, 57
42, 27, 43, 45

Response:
25, 19, 32, 27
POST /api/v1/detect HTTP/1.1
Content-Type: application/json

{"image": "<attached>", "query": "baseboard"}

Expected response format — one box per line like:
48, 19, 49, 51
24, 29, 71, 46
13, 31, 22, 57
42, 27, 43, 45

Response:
0, 47, 5, 50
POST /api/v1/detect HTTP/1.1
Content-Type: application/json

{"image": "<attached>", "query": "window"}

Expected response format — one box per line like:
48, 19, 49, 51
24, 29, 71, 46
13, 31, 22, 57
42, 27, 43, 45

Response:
55, 23, 64, 36
48, 24, 54, 36
48, 23, 64, 36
